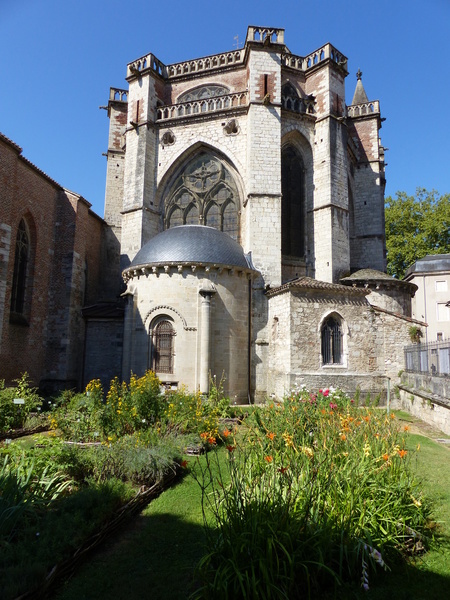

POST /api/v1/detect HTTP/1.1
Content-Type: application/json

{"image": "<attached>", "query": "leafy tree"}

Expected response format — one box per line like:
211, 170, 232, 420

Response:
385, 188, 450, 278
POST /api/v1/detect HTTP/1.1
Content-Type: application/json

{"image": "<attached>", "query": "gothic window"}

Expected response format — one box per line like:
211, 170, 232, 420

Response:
321, 315, 343, 365
10, 219, 30, 318
164, 151, 240, 241
151, 319, 175, 374
177, 85, 230, 103
281, 146, 305, 258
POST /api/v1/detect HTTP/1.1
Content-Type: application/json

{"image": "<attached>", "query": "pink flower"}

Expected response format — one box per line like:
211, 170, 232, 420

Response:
323, 389, 329, 397
329, 402, 338, 410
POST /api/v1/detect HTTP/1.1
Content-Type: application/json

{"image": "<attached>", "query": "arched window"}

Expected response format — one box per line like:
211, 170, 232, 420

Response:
177, 85, 230, 103
321, 315, 343, 365
281, 146, 305, 258
163, 151, 240, 241
151, 320, 175, 373
10, 219, 30, 316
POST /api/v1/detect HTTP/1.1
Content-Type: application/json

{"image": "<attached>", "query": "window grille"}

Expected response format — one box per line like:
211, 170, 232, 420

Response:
321, 316, 343, 365
152, 320, 175, 373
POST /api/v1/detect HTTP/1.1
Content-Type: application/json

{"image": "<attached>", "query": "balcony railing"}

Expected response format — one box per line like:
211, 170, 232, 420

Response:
156, 92, 248, 122
405, 338, 450, 376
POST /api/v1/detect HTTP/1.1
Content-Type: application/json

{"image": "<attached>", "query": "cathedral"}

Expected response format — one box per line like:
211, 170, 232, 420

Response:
1, 26, 421, 401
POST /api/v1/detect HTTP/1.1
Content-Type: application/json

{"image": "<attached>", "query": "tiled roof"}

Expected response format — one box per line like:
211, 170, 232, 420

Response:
129, 225, 256, 271
266, 276, 369, 297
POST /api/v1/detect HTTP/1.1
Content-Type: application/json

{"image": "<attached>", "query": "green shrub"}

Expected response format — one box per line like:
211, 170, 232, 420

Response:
0, 373, 43, 433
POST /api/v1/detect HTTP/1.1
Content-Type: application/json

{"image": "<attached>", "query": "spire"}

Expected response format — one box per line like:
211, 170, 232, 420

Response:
351, 69, 369, 105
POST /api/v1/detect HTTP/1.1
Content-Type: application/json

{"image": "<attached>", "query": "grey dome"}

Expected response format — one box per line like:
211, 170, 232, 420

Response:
129, 225, 253, 270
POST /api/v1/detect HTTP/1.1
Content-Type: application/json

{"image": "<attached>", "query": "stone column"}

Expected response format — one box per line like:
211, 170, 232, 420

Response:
199, 285, 216, 394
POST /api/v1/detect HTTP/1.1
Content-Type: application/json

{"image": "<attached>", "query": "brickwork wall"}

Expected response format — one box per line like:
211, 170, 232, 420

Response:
347, 117, 385, 271
0, 136, 104, 391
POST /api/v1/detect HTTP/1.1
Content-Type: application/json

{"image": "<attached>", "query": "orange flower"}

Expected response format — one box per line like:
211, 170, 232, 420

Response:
397, 449, 407, 458
200, 432, 208, 439
403, 425, 410, 431
340, 434, 346, 441
382, 453, 389, 461
180, 460, 188, 468
226, 445, 235, 453
363, 416, 370, 422
390, 413, 396, 419
264, 455, 273, 463
266, 432, 276, 441
278, 466, 288, 474
222, 428, 231, 438
207, 436, 217, 445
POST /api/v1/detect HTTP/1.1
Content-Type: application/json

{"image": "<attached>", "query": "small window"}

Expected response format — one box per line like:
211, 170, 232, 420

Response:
436, 280, 448, 292
321, 315, 343, 365
10, 219, 30, 317
437, 332, 443, 341
437, 303, 450, 322
152, 320, 175, 373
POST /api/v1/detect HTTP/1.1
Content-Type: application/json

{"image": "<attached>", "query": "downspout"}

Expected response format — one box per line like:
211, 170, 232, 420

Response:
248, 274, 253, 404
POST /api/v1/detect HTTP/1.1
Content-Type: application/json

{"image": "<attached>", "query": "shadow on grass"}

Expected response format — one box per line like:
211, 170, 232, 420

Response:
51, 510, 208, 600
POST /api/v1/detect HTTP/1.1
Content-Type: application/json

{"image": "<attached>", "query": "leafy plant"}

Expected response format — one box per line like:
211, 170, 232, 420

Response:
193, 388, 433, 598
0, 373, 43, 433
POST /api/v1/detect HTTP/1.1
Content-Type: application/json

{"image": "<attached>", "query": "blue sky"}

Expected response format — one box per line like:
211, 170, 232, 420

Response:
1, 0, 449, 217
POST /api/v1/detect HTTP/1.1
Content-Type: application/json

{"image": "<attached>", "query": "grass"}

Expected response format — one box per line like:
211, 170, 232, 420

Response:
54, 452, 226, 600
52, 426, 450, 600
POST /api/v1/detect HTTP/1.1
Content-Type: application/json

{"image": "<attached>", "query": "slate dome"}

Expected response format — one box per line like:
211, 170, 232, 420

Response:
128, 225, 253, 270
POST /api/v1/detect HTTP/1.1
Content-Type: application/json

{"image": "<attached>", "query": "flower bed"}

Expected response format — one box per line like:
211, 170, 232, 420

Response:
193, 389, 433, 598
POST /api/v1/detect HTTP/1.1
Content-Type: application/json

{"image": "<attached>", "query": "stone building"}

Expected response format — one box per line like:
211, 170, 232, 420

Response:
1, 25, 423, 400
404, 254, 450, 343
100, 25, 422, 401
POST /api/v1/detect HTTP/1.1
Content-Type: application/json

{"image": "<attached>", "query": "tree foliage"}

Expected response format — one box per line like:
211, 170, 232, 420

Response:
385, 188, 450, 279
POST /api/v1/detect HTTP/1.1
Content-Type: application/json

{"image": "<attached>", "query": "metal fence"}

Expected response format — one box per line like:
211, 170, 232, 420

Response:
404, 338, 450, 376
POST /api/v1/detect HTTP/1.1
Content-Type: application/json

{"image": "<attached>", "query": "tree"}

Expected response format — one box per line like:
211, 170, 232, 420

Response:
385, 188, 450, 279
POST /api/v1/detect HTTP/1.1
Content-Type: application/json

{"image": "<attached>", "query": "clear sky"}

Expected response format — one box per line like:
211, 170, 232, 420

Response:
1, 0, 449, 217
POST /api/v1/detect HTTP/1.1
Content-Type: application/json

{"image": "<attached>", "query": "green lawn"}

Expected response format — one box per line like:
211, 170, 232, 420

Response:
54, 432, 450, 600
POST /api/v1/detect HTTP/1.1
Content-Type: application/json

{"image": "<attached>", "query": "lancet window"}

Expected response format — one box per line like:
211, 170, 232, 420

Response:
10, 219, 30, 317
281, 146, 305, 258
321, 315, 343, 365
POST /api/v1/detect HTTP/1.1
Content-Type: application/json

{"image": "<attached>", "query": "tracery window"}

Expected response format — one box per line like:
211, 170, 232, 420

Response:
177, 85, 230, 103
151, 320, 175, 374
281, 146, 305, 258
164, 151, 239, 241
321, 315, 343, 365
10, 219, 30, 317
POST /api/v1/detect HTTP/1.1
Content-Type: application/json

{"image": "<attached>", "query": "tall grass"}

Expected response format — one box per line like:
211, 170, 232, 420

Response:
193, 389, 432, 599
